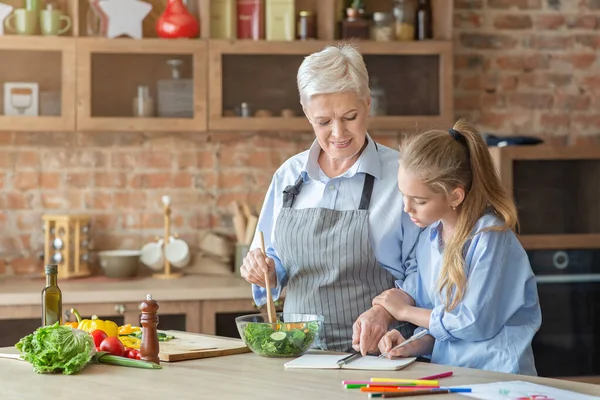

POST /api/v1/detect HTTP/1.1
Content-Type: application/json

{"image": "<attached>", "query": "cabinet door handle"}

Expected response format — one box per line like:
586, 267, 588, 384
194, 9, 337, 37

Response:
114, 304, 126, 315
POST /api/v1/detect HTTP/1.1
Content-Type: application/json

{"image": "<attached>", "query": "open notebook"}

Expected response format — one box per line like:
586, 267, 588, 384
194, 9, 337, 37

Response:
284, 354, 417, 371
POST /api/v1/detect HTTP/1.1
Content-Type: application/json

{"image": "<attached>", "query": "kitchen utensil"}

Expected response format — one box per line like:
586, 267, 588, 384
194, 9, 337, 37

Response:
260, 231, 277, 323
140, 239, 165, 270
152, 196, 183, 279
42, 214, 91, 279
165, 237, 190, 269
235, 313, 323, 357
97, 250, 141, 278
157, 330, 250, 362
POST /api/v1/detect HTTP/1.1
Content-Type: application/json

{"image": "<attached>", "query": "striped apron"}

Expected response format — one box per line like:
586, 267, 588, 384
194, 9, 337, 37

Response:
274, 172, 407, 352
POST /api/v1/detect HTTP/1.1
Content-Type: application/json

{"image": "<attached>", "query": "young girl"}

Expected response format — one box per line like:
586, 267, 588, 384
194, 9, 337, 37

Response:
373, 119, 541, 375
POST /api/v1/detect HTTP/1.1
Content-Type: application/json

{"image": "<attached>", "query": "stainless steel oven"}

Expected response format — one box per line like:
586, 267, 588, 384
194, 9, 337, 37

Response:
528, 250, 600, 378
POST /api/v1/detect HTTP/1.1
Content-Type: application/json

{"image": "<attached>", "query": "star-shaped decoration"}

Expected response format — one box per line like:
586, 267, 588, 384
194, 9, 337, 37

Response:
98, 0, 152, 39
0, 2, 14, 36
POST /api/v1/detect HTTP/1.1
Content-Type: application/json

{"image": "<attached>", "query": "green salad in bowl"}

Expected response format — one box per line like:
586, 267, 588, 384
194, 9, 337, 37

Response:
235, 313, 323, 357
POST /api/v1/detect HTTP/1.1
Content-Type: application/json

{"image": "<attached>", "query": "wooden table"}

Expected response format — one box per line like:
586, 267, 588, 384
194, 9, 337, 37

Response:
1, 337, 599, 400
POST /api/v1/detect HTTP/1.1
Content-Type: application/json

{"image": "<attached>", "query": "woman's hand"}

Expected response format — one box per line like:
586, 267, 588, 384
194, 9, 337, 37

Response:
240, 248, 277, 288
372, 289, 415, 322
352, 305, 395, 356
378, 330, 434, 359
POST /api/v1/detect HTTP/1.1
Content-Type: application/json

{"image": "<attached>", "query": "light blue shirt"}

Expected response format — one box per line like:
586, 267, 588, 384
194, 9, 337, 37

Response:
401, 213, 542, 375
251, 135, 421, 306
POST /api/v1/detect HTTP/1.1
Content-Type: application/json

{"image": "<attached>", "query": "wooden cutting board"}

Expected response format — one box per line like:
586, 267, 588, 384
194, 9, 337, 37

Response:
158, 331, 250, 362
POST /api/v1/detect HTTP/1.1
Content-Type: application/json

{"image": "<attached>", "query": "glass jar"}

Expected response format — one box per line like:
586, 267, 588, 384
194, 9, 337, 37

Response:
371, 12, 394, 42
297, 10, 316, 40
369, 76, 387, 116
393, 0, 416, 41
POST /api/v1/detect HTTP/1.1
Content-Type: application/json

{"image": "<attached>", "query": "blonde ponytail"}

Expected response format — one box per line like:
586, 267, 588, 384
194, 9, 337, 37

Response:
399, 119, 518, 311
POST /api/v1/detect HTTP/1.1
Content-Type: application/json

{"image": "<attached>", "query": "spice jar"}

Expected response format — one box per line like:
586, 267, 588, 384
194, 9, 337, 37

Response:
297, 10, 316, 40
393, 0, 415, 41
371, 12, 394, 42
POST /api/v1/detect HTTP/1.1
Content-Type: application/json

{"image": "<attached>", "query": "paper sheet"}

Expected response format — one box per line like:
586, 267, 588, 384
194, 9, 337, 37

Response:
457, 380, 600, 400
284, 354, 416, 371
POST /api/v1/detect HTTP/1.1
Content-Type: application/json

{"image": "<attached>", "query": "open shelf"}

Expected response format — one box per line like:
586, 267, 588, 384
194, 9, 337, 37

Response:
208, 39, 453, 131
0, 36, 75, 131
491, 146, 600, 250
75, 38, 207, 132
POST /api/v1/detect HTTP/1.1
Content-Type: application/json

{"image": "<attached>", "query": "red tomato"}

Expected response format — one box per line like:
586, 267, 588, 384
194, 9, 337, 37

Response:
135, 352, 142, 360
90, 330, 108, 348
123, 348, 132, 359
99, 336, 125, 357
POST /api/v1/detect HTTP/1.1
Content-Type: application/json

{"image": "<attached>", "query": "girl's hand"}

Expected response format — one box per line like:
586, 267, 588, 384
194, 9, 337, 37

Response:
372, 289, 415, 321
378, 330, 413, 358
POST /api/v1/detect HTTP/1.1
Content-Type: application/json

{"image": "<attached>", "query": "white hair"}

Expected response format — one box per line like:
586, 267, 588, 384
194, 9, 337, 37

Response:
297, 44, 370, 106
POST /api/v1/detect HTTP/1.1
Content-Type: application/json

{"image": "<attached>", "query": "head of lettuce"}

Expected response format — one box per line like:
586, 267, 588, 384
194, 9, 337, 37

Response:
16, 322, 96, 375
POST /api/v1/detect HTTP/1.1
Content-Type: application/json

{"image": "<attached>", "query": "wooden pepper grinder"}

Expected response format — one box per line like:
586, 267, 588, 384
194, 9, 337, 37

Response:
140, 293, 160, 364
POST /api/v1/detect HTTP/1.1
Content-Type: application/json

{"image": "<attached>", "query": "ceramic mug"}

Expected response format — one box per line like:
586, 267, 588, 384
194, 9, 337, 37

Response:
40, 9, 71, 36
140, 239, 164, 271
4, 9, 37, 35
165, 238, 190, 268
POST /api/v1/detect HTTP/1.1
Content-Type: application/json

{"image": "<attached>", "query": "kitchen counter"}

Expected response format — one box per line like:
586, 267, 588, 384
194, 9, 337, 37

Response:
1, 335, 599, 400
0, 274, 252, 306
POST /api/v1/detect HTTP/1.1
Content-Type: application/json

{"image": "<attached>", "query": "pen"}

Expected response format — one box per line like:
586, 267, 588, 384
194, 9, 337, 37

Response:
336, 351, 361, 367
378, 329, 429, 358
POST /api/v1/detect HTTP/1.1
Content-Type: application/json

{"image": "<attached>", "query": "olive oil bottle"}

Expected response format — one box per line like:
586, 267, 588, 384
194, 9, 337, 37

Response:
41, 264, 62, 326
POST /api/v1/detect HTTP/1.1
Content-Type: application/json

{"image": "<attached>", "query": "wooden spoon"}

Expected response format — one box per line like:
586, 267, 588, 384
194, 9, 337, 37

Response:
259, 231, 277, 324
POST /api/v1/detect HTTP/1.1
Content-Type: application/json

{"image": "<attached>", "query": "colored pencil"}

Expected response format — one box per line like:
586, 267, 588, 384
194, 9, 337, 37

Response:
364, 387, 471, 394
370, 378, 439, 386
418, 371, 453, 381
368, 388, 471, 398
342, 381, 422, 386
361, 387, 441, 392
346, 384, 439, 390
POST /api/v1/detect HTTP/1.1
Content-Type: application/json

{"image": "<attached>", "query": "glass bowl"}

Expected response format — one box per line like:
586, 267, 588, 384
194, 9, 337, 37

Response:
235, 313, 323, 358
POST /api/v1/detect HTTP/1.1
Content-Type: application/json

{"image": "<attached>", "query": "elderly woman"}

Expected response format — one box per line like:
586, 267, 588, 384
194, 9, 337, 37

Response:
240, 44, 421, 353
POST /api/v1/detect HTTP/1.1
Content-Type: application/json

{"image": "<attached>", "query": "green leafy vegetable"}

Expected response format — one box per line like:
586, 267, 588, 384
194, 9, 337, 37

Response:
241, 321, 319, 357
16, 322, 95, 375
127, 331, 175, 341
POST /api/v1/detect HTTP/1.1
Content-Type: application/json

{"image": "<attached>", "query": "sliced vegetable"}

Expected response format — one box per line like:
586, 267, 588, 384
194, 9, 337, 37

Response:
118, 324, 140, 335
270, 331, 287, 341
118, 335, 141, 350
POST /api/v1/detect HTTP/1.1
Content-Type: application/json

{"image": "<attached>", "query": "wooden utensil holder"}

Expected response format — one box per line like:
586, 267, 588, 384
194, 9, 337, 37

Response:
152, 195, 183, 279
42, 214, 91, 279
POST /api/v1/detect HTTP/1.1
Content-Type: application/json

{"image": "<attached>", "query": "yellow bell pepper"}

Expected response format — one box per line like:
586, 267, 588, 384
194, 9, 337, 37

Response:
70, 308, 119, 337
118, 335, 141, 349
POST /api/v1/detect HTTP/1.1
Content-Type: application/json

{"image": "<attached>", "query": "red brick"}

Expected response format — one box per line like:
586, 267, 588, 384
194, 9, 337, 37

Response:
526, 35, 574, 50
91, 215, 120, 231
11, 256, 41, 275
113, 192, 147, 210
495, 54, 551, 71
73, 151, 107, 168
16, 211, 42, 230
519, 72, 572, 88
454, 54, 486, 70
460, 33, 519, 49
175, 152, 196, 170
575, 35, 600, 49
130, 173, 171, 188
555, 94, 591, 111
454, 12, 484, 29
15, 151, 39, 169
479, 112, 509, 129
0, 150, 11, 169
493, 15, 532, 29
216, 192, 267, 209
6, 192, 31, 209
535, 15, 565, 30
65, 172, 92, 188
0, 172, 4, 189
455, 0, 484, 9
141, 152, 172, 169
482, 93, 507, 108
459, 74, 481, 91
40, 173, 60, 189
488, 0, 541, 8
218, 171, 252, 190
84, 191, 112, 209
0, 258, 5, 275
571, 114, 600, 129
111, 152, 140, 169
557, 53, 597, 69
13, 172, 39, 191
142, 213, 184, 229
0, 132, 13, 146
508, 93, 554, 109
582, 75, 600, 93
172, 172, 192, 188
501, 75, 519, 91
567, 15, 598, 29
540, 113, 570, 128
41, 191, 82, 210
197, 150, 215, 169
455, 94, 481, 110
94, 172, 126, 188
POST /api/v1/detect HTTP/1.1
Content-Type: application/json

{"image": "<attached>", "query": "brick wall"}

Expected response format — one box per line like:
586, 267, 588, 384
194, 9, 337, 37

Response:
2, 0, 600, 275
454, 0, 600, 144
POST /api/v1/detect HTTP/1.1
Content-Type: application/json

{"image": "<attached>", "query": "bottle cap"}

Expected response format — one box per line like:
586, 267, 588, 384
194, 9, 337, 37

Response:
45, 264, 58, 275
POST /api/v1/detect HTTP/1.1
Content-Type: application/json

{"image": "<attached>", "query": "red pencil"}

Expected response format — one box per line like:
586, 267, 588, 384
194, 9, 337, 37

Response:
418, 371, 453, 381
